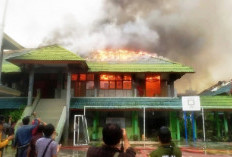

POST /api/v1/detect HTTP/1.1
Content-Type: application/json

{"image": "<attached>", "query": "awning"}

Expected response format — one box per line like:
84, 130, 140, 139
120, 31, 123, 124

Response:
70, 96, 232, 110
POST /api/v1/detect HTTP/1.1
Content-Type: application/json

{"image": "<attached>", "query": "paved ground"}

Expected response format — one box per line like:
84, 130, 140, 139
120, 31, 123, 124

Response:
3, 143, 232, 157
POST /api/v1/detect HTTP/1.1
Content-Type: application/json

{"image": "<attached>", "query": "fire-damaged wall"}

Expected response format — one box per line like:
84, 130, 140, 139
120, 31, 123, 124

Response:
70, 73, 173, 98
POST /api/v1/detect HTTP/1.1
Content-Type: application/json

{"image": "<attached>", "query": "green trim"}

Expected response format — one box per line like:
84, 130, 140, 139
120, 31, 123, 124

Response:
8, 45, 85, 61
71, 96, 232, 110
0, 97, 26, 109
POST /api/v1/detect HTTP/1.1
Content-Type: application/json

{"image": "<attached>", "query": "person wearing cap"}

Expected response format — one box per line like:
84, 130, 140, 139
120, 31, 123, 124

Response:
150, 126, 181, 157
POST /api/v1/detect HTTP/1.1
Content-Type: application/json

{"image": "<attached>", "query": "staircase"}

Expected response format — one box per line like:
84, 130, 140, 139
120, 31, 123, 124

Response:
34, 99, 66, 142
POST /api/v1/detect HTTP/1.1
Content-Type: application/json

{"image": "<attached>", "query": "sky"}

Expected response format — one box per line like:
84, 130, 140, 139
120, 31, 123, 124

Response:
1, 0, 232, 94
1, 0, 104, 47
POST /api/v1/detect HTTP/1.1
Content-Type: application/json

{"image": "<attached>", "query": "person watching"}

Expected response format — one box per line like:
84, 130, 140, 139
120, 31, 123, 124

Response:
14, 116, 40, 157
35, 124, 61, 157
149, 126, 182, 157
0, 121, 14, 157
87, 123, 136, 157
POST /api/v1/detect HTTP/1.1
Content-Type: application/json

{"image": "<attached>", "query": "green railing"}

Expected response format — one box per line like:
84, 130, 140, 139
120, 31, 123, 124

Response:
55, 106, 66, 142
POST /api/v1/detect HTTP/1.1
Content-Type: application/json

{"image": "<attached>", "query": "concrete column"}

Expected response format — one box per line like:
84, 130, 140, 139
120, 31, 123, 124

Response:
56, 72, 63, 98
168, 81, 175, 97
223, 113, 228, 137
132, 111, 139, 139
215, 112, 221, 138
27, 68, 34, 106
177, 115, 180, 140
64, 71, 71, 144
92, 112, 99, 140
169, 111, 177, 140
0, 47, 4, 85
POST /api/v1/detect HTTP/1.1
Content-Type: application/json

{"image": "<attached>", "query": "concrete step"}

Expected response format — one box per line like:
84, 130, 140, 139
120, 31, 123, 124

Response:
34, 99, 65, 128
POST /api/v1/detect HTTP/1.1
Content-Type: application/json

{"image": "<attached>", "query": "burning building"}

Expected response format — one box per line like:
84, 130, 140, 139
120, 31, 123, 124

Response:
1, 44, 232, 143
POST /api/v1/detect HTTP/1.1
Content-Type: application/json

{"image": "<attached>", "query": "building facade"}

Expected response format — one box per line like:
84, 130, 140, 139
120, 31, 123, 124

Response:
1, 45, 232, 143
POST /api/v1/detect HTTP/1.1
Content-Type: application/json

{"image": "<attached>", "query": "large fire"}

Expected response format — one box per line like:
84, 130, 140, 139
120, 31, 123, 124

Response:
86, 49, 158, 62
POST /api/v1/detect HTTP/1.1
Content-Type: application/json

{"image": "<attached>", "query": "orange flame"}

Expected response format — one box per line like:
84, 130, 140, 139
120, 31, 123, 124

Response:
87, 49, 157, 62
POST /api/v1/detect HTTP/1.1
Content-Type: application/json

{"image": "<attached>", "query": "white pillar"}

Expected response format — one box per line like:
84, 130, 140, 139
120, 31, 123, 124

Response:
143, 107, 146, 143
64, 71, 71, 143
27, 68, 34, 106
0, 48, 3, 85
202, 107, 206, 142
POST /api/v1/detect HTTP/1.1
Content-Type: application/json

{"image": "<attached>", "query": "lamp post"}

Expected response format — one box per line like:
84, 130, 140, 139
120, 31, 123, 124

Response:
0, 0, 9, 85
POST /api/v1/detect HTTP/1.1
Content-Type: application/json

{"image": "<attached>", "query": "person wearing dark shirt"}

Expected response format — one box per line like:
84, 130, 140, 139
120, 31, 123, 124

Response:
87, 123, 136, 157
27, 124, 44, 157
14, 116, 40, 157
149, 126, 182, 157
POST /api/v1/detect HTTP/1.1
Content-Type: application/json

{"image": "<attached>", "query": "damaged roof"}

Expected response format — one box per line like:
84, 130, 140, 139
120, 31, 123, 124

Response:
87, 62, 194, 73
200, 80, 232, 96
86, 50, 194, 73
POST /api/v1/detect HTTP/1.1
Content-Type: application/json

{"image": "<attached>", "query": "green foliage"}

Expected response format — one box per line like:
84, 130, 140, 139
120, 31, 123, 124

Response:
0, 108, 24, 122
132, 135, 139, 141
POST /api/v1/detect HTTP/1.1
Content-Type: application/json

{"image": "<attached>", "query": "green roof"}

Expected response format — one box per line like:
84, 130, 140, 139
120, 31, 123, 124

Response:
70, 96, 232, 110
87, 62, 194, 73
2, 61, 21, 73
9, 45, 85, 61
200, 96, 232, 109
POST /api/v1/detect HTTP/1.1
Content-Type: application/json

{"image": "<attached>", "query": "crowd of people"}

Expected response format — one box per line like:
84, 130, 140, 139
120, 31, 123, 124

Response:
87, 124, 181, 157
0, 112, 181, 157
0, 113, 61, 157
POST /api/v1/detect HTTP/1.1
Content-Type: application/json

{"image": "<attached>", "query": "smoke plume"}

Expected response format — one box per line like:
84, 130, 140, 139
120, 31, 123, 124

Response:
42, 0, 232, 93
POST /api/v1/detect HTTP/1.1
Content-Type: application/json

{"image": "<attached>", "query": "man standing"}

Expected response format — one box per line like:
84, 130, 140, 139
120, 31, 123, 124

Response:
87, 123, 136, 157
14, 116, 39, 157
27, 124, 44, 157
0, 121, 14, 157
150, 126, 182, 157
36, 124, 61, 157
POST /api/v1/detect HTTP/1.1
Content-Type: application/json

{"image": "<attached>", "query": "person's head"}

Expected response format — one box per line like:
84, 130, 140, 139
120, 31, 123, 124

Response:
158, 126, 171, 144
22, 116, 30, 125
102, 123, 123, 146
43, 124, 55, 138
0, 121, 3, 131
0, 115, 5, 123
36, 124, 44, 134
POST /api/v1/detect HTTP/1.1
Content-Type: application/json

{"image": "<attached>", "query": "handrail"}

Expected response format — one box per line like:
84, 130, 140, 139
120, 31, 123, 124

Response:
14, 89, 41, 132
55, 106, 66, 143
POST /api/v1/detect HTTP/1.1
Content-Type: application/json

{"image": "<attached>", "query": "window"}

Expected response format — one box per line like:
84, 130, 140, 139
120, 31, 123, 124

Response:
71, 73, 95, 96
80, 74, 86, 81
145, 74, 160, 97
71, 74, 78, 81
100, 74, 132, 90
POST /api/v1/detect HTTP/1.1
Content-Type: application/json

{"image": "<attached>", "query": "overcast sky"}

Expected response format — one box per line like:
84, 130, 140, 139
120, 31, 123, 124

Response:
1, 0, 104, 48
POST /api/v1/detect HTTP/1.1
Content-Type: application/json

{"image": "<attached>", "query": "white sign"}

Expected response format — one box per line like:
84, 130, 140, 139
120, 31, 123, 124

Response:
182, 96, 201, 111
